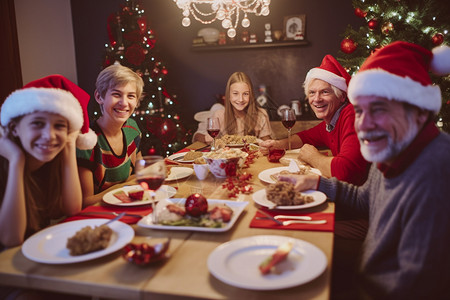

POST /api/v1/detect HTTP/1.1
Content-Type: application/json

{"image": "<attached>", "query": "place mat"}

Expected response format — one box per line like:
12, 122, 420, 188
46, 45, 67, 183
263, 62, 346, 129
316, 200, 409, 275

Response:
249, 210, 334, 232
62, 205, 153, 224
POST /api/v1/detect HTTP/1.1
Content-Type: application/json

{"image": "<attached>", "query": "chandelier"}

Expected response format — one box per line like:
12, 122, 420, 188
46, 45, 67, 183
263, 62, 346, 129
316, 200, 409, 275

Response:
173, 0, 271, 38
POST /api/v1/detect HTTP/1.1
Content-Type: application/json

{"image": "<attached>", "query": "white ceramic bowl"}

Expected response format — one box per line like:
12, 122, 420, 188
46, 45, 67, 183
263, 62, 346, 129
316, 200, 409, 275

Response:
203, 151, 248, 178
193, 163, 209, 180
198, 28, 220, 44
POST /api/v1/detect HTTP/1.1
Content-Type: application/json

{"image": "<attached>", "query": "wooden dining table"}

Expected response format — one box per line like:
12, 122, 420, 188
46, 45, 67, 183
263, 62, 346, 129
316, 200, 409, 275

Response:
0, 142, 335, 300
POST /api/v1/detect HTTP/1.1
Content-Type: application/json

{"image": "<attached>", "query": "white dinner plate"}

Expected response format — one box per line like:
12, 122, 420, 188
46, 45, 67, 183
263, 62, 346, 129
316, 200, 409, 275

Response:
103, 185, 176, 206
167, 152, 194, 163
207, 235, 327, 290
138, 199, 248, 232
22, 219, 134, 264
252, 189, 327, 210
258, 166, 322, 184
165, 167, 194, 181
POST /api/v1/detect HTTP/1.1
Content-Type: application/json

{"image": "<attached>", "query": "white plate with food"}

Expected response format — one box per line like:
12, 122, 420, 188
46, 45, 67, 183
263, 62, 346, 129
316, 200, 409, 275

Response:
165, 167, 194, 181
252, 189, 327, 210
167, 151, 203, 163
258, 166, 321, 184
22, 219, 134, 264
207, 235, 327, 290
103, 185, 176, 206
137, 199, 248, 232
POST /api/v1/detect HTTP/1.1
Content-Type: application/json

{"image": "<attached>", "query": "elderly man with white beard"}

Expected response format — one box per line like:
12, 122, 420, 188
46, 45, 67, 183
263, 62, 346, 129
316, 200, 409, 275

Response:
279, 41, 450, 299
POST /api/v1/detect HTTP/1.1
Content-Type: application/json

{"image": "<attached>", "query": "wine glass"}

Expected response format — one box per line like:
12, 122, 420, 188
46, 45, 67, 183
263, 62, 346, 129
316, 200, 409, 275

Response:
281, 108, 296, 150
135, 156, 166, 223
207, 117, 220, 151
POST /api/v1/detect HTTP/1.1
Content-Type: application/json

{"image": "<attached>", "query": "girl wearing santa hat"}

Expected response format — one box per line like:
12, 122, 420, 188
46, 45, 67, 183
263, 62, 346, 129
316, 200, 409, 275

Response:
0, 75, 95, 248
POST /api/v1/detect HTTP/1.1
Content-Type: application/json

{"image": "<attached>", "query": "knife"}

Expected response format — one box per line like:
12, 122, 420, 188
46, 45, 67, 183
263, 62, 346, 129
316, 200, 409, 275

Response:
257, 210, 283, 225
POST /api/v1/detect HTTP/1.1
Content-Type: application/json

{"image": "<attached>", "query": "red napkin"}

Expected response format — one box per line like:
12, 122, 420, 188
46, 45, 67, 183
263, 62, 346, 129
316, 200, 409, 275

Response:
250, 210, 334, 232
62, 205, 153, 224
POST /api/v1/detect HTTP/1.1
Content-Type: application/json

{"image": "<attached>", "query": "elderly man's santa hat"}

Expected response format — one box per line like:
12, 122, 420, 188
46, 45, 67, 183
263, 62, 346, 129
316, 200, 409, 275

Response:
304, 54, 351, 92
348, 41, 450, 113
1, 74, 97, 149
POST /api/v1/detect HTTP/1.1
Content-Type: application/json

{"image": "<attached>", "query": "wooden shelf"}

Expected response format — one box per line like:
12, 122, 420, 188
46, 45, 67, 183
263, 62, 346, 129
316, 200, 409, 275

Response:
191, 40, 309, 52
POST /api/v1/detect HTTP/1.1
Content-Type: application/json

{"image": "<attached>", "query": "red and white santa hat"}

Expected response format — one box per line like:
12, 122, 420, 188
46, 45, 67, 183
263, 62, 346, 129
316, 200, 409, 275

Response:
1, 74, 97, 149
304, 54, 351, 92
348, 41, 450, 113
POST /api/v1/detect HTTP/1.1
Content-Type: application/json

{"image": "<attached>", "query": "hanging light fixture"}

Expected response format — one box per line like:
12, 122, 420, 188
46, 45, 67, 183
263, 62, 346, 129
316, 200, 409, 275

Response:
173, 0, 271, 38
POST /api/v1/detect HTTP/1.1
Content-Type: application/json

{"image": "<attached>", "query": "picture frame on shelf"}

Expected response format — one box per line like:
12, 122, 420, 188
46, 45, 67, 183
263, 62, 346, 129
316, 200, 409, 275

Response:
283, 15, 306, 40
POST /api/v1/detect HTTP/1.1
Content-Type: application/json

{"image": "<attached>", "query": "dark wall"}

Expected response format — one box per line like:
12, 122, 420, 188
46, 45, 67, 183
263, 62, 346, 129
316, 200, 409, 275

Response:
71, 0, 362, 123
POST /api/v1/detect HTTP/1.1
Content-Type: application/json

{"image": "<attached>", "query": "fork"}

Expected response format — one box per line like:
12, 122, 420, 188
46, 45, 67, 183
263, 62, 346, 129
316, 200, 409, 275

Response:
257, 209, 311, 224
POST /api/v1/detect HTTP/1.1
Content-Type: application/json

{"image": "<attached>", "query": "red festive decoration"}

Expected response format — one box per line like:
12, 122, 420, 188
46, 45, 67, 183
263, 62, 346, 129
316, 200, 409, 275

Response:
148, 147, 157, 155
432, 33, 444, 46
123, 30, 142, 42
185, 194, 208, 217
381, 22, 394, 34
368, 18, 378, 30
341, 38, 357, 54
125, 43, 145, 65
354, 7, 367, 18
137, 16, 147, 33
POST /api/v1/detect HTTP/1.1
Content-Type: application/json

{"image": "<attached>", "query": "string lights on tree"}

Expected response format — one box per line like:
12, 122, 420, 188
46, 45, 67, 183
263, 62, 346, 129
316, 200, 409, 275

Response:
338, 0, 450, 133
99, 0, 192, 156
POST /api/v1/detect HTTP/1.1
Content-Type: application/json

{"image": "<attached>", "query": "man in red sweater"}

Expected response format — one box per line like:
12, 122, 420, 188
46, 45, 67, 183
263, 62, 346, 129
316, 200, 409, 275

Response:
261, 55, 370, 186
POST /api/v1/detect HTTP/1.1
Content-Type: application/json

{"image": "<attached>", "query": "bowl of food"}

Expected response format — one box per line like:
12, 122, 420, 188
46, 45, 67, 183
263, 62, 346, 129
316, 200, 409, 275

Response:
203, 148, 248, 178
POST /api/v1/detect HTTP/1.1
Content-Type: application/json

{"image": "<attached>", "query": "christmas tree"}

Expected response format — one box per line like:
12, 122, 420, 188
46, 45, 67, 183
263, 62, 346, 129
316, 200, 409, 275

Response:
337, 0, 450, 132
98, 0, 192, 156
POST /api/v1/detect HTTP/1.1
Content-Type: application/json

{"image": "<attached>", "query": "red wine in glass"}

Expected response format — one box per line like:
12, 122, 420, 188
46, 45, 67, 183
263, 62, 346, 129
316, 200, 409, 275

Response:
282, 109, 296, 150
136, 156, 166, 223
207, 117, 220, 151
282, 120, 296, 129
138, 176, 165, 191
207, 129, 220, 138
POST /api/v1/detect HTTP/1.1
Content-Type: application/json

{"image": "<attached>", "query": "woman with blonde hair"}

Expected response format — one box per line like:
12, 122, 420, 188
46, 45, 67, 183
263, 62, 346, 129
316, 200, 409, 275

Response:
195, 72, 272, 143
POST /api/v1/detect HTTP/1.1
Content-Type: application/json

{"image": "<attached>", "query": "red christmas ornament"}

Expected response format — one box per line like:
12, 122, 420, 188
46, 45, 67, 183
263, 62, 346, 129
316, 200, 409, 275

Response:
185, 194, 208, 217
368, 18, 378, 30
341, 38, 357, 54
354, 7, 367, 18
432, 33, 444, 46
148, 147, 157, 155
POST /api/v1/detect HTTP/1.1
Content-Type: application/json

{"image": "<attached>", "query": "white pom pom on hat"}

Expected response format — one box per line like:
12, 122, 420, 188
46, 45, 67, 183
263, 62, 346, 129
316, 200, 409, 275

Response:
348, 41, 450, 114
1, 75, 97, 149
